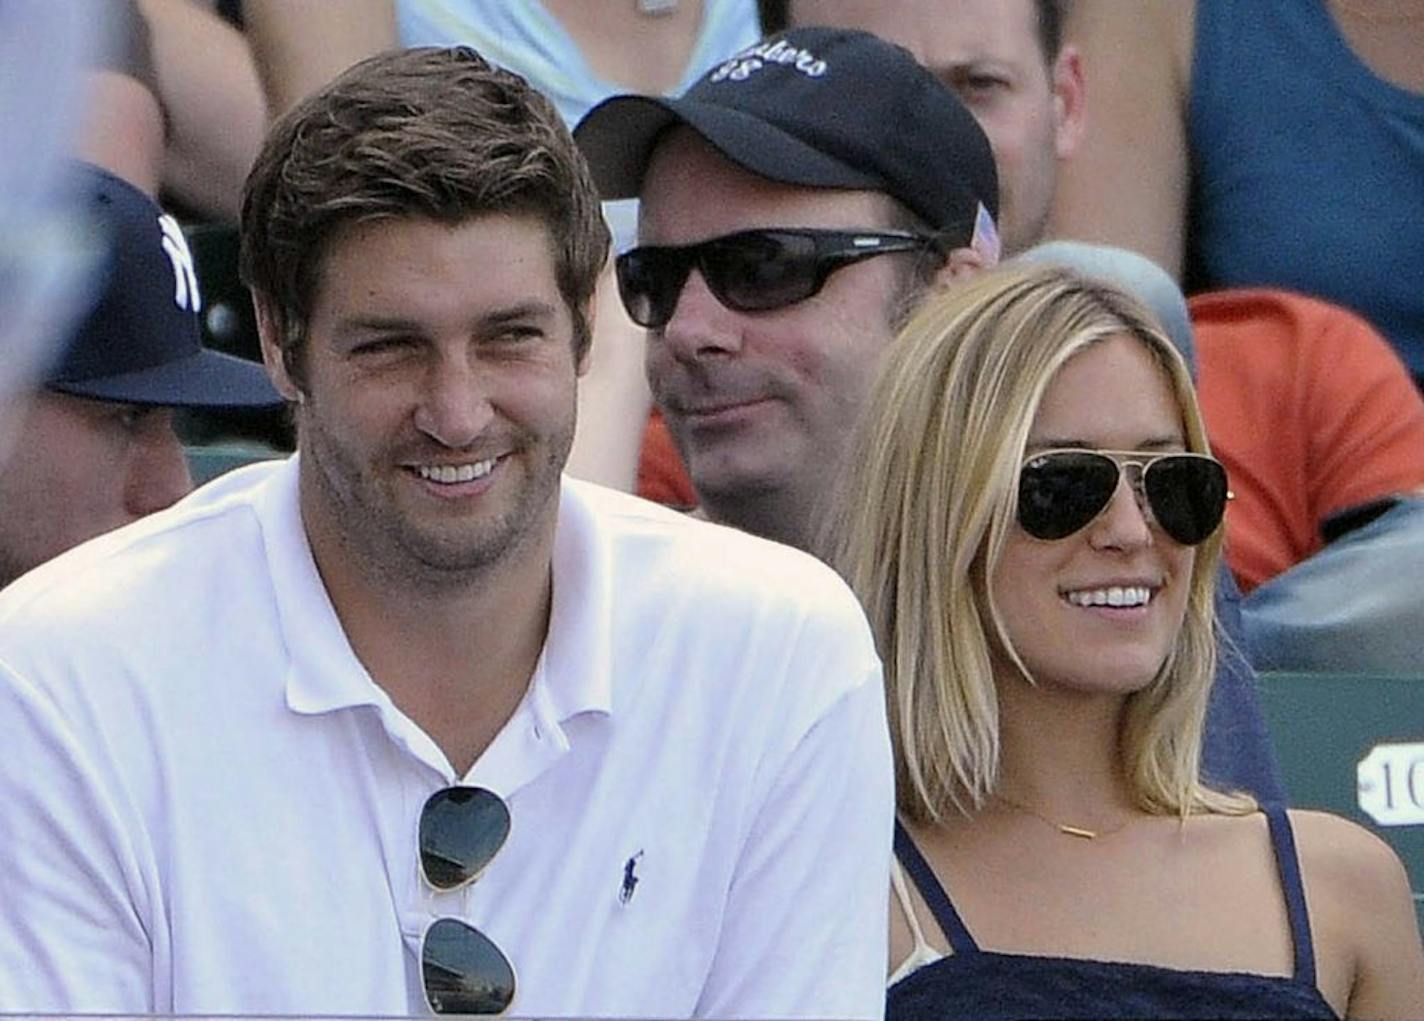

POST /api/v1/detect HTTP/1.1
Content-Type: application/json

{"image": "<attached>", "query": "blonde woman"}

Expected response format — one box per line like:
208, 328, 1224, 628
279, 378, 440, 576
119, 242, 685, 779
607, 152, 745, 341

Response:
827, 264, 1424, 1019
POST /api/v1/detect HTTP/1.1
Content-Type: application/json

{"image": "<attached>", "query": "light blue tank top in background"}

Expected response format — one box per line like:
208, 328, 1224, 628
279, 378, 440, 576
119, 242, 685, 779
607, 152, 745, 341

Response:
1187, 0, 1424, 379
397, 0, 762, 252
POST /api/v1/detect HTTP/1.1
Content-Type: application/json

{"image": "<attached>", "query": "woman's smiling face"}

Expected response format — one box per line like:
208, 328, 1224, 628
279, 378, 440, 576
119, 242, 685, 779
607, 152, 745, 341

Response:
990, 333, 1197, 697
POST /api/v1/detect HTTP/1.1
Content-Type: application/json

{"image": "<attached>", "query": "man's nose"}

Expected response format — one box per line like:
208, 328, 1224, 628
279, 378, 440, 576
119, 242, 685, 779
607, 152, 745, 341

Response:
657, 269, 744, 363
412, 355, 493, 448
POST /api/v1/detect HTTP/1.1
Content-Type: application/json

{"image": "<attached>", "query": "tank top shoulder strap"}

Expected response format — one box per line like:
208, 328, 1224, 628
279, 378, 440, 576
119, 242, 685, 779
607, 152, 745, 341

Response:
1261, 803, 1317, 984
892, 819, 980, 954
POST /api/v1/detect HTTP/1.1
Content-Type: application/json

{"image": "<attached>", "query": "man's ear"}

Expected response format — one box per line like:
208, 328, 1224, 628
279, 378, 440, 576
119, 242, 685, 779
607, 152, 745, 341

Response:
251, 291, 303, 402
575, 285, 599, 378
928, 246, 992, 291
1052, 44, 1088, 160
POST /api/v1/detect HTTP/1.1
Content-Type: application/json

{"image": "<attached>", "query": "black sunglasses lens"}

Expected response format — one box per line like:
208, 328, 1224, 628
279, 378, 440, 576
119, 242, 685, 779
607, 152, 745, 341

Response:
616, 248, 687, 328
422, 917, 516, 1015
1143, 455, 1228, 545
704, 231, 820, 312
1019, 452, 1120, 540
419, 786, 510, 891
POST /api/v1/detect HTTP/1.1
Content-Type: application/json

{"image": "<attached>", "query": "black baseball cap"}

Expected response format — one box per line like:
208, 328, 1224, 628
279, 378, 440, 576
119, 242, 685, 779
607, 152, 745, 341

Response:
44, 163, 281, 409
574, 26, 999, 246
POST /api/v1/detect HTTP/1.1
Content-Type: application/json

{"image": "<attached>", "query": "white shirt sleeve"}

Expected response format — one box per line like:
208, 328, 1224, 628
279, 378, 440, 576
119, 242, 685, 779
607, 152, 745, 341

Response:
694, 670, 894, 1021
0, 658, 157, 1012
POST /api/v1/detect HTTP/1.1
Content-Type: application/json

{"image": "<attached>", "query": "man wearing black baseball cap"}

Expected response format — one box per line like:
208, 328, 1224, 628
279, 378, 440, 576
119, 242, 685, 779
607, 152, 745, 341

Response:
575, 26, 1001, 550
0, 162, 280, 588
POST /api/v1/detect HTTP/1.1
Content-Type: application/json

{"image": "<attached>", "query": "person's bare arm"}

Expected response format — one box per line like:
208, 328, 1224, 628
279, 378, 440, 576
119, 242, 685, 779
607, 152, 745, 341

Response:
566, 261, 652, 492
1292, 810, 1424, 1019
136, 0, 267, 221
243, 0, 397, 120
1339, 843, 1424, 1019
75, 70, 166, 197
1047, 0, 1196, 280
76, 1, 164, 196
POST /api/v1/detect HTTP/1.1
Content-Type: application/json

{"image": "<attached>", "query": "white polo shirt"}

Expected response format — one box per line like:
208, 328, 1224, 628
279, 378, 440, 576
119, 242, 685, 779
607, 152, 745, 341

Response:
0, 457, 893, 1018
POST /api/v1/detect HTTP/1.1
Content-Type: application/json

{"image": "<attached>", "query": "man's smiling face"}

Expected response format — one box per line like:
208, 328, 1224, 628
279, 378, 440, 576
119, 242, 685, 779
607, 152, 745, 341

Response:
282, 212, 583, 584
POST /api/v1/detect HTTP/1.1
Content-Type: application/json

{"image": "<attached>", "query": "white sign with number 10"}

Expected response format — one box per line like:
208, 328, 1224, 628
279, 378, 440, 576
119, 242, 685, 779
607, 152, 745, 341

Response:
1358, 743, 1424, 826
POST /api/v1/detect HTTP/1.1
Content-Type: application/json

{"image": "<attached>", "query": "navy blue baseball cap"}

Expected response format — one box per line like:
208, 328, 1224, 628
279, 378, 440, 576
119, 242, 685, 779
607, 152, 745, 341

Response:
44, 163, 281, 408
574, 26, 999, 245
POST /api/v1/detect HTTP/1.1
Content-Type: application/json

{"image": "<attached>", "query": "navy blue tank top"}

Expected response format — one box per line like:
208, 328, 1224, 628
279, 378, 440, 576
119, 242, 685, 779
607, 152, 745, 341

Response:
887, 807, 1338, 1019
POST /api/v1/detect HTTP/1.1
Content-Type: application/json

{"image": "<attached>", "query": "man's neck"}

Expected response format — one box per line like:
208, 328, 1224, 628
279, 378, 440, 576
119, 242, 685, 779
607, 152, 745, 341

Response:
303, 506, 557, 777
703, 483, 822, 553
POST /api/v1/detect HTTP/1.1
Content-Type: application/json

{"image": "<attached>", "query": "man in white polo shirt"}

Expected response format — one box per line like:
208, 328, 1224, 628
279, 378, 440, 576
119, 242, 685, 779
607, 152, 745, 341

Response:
0, 46, 893, 1018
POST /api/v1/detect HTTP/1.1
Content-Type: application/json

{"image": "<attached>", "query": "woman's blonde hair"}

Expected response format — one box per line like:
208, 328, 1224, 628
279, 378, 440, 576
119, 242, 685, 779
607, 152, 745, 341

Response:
825, 264, 1253, 825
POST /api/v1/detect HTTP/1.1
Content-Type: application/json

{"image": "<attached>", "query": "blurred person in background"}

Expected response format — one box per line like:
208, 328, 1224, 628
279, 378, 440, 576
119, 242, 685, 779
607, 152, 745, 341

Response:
774, 0, 1084, 258
1049, 0, 1424, 386
0, 0, 101, 449
0, 162, 280, 589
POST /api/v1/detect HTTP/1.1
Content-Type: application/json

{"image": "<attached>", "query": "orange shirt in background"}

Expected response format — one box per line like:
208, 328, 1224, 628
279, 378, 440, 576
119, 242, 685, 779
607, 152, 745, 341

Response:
637, 407, 697, 510
1193, 288, 1424, 592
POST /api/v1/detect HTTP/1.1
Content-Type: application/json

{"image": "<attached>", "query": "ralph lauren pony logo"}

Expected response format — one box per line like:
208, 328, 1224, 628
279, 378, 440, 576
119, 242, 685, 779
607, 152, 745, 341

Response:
619, 849, 644, 905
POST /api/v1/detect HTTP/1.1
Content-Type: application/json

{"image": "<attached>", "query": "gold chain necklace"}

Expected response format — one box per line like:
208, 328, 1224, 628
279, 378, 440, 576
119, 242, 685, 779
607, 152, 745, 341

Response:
992, 794, 1136, 841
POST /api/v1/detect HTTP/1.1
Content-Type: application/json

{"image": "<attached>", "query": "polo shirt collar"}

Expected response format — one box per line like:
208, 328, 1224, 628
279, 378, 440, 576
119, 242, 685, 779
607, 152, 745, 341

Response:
255, 456, 385, 717
254, 458, 614, 725
540, 477, 615, 722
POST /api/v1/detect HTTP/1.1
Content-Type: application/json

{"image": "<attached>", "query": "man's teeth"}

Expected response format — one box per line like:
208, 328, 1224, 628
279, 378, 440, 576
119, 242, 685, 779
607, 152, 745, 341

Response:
1066, 586, 1152, 608
416, 458, 497, 484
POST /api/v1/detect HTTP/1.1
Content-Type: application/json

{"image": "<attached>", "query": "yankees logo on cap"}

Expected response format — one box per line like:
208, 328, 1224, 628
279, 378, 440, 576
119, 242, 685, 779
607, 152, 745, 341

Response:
158, 212, 202, 316
45, 163, 281, 410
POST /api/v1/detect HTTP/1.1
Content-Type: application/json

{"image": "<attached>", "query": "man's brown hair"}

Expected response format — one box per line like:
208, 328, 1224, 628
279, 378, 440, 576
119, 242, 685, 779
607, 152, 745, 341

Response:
240, 46, 610, 387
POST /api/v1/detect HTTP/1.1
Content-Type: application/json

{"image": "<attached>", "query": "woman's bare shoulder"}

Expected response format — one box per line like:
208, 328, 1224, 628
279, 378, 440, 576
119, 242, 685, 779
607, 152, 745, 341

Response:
1287, 809, 1424, 1019
1287, 808, 1411, 895
1289, 807, 1424, 1018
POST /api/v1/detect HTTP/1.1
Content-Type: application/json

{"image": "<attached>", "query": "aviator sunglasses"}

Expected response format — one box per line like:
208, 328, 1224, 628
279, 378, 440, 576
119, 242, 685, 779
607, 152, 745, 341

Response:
615, 227, 947, 329
1018, 449, 1229, 546
418, 786, 516, 1015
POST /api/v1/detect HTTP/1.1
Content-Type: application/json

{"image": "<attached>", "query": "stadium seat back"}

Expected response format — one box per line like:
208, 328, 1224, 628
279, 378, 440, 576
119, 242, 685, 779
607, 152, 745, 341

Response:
1258, 671, 1424, 933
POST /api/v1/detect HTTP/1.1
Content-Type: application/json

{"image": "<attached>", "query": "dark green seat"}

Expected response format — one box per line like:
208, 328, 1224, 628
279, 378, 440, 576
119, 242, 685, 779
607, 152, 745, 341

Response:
1257, 671, 1424, 932
185, 443, 282, 486
184, 220, 260, 363
180, 221, 292, 451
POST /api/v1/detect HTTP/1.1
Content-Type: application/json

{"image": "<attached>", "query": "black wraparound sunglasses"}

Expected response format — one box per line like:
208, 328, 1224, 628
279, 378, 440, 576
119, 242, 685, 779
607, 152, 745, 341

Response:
419, 786, 516, 1015
1018, 449, 1229, 546
615, 227, 948, 329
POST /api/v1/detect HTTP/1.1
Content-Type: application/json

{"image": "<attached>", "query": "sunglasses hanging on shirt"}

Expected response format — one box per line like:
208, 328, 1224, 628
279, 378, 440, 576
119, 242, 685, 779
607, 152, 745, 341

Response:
418, 786, 516, 1015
